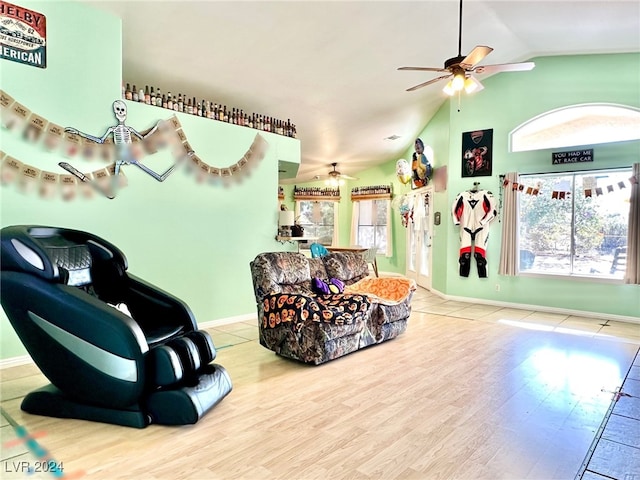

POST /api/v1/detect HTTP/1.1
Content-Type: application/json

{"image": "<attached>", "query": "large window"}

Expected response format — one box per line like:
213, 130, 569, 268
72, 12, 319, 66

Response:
354, 199, 389, 254
296, 200, 338, 245
518, 168, 631, 278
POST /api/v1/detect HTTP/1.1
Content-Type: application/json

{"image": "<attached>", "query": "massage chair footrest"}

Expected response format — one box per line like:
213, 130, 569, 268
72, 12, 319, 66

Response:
21, 384, 150, 429
145, 363, 233, 425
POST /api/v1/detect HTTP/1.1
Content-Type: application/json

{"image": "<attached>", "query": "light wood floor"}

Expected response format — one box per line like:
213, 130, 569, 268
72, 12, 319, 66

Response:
1, 288, 639, 479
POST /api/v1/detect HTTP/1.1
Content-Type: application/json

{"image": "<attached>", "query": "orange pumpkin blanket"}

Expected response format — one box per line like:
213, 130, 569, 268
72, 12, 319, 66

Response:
344, 276, 416, 305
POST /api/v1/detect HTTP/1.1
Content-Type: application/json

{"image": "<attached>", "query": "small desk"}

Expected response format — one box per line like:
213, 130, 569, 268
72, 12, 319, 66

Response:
326, 246, 368, 253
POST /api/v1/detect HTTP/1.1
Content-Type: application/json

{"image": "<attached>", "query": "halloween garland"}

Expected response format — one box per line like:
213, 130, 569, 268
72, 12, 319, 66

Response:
0, 90, 269, 200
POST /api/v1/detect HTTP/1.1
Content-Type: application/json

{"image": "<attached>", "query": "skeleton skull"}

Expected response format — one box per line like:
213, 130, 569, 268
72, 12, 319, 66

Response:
113, 100, 127, 122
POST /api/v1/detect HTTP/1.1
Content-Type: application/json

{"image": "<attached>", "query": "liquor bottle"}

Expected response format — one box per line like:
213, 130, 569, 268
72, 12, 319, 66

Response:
150, 87, 156, 106
167, 92, 173, 110
125, 83, 132, 101
197, 101, 202, 116
223, 106, 229, 122
162, 94, 167, 109
132, 85, 138, 102
156, 87, 162, 107
138, 86, 145, 103
144, 85, 150, 104
178, 93, 184, 113
186, 97, 193, 115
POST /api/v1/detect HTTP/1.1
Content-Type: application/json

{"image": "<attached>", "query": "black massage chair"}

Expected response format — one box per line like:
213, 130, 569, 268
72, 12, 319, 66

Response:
0, 225, 232, 428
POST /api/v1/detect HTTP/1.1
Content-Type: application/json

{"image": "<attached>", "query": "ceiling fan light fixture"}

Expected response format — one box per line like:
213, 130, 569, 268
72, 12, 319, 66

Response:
464, 75, 483, 94
443, 68, 466, 96
443, 80, 456, 96
325, 177, 344, 187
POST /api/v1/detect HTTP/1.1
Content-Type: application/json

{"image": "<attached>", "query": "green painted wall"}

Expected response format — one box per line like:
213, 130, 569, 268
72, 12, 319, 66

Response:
0, 0, 299, 360
385, 52, 640, 318
289, 53, 639, 319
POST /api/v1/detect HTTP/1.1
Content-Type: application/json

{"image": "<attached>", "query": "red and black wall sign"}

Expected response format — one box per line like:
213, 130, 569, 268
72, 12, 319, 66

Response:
0, 1, 46, 69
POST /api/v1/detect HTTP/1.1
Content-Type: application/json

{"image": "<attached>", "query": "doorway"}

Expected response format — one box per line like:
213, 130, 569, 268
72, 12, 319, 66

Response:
406, 187, 433, 290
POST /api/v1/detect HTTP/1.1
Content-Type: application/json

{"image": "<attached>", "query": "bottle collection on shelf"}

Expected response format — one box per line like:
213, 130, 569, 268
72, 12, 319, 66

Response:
351, 185, 391, 196
122, 83, 297, 138
293, 186, 340, 197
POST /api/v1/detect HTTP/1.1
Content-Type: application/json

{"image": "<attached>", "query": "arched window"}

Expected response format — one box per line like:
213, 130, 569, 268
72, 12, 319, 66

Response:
510, 103, 640, 152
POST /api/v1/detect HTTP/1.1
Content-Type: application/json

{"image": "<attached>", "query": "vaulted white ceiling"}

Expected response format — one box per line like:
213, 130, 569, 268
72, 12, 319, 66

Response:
84, 0, 640, 182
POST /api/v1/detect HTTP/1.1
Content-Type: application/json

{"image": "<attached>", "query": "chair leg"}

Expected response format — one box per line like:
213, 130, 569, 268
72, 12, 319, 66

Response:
372, 259, 379, 277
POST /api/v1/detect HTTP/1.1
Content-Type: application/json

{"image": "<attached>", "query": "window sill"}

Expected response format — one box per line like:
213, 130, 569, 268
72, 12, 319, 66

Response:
518, 271, 626, 284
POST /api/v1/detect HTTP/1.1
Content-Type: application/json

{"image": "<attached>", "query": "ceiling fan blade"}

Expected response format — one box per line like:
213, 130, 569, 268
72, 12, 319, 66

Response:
473, 61, 536, 74
460, 45, 493, 69
398, 66, 449, 72
406, 74, 452, 92
339, 174, 358, 180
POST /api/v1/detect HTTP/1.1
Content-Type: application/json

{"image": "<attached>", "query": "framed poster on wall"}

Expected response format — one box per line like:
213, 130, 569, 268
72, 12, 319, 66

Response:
462, 129, 492, 177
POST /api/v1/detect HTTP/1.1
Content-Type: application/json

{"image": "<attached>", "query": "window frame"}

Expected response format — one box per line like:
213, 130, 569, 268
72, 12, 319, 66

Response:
351, 198, 392, 256
295, 199, 339, 246
517, 167, 631, 282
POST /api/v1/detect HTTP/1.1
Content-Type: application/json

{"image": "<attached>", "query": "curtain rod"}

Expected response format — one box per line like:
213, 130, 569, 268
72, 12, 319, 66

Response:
500, 165, 633, 178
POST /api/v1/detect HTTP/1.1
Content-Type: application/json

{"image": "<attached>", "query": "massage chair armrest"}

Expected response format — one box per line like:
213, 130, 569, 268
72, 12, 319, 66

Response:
1, 272, 148, 406
1, 272, 150, 358
124, 273, 198, 333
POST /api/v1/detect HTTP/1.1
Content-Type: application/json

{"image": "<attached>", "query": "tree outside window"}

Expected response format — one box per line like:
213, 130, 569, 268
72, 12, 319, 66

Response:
296, 200, 336, 245
356, 199, 388, 254
518, 169, 631, 278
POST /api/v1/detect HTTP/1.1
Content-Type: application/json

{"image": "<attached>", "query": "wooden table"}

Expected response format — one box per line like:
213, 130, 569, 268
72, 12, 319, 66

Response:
326, 246, 368, 253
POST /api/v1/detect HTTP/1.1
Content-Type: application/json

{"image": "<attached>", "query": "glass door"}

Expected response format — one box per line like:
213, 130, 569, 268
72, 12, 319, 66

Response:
406, 188, 433, 289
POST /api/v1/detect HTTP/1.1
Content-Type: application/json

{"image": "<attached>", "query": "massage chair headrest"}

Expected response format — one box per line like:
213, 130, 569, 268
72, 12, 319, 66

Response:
0, 225, 127, 287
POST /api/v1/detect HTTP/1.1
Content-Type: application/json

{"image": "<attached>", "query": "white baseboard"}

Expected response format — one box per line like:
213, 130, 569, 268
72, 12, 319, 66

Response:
0, 354, 34, 369
197, 312, 257, 329
426, 286, 640, 324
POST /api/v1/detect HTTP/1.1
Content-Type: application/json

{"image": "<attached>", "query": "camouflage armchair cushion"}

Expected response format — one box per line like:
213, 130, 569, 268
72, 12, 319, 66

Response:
250, 252, 312, 299
323, 252, 369, 285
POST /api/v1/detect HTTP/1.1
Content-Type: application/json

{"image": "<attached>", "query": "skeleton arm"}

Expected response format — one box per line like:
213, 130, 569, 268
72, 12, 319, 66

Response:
64, 126, 115, 144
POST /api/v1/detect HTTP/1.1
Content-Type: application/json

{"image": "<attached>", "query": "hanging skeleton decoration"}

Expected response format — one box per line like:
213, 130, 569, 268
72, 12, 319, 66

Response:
60, 100, 190, 199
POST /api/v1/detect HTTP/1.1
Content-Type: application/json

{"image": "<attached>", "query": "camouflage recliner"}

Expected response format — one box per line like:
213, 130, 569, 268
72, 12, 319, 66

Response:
249, 251, 413, 365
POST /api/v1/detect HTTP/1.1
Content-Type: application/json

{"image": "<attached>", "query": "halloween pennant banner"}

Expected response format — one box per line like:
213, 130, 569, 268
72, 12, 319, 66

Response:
0, 90, 269, 200
501, 174, 636, 200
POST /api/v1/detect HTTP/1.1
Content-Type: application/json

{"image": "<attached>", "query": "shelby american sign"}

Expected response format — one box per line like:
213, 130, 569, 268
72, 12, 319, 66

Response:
0, 1, 46, 68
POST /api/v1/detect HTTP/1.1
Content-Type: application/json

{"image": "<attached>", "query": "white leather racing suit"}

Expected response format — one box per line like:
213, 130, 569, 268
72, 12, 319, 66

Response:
451, 189, 497, 277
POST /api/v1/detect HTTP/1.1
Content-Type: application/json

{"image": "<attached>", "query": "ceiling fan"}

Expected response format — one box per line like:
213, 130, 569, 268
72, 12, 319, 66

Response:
313, 162, 358, 185
398, 0, 535, 95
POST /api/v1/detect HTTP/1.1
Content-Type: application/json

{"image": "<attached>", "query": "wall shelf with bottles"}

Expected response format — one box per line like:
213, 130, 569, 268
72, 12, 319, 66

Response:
293, 186, 340, 201
351, 184, 392, 201
122, 82, 297, 139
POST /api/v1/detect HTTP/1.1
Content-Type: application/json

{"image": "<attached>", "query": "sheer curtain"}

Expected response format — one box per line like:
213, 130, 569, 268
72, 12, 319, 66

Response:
350, 201, 360, 246
498, 172, 519, 276
624, 163, 640, 284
